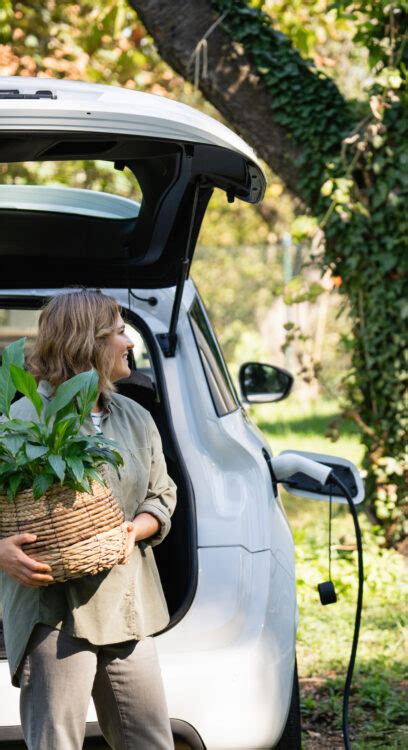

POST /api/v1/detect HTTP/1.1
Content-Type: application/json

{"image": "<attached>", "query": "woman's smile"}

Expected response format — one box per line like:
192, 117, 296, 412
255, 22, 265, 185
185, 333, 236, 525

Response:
108, 315, 134, 382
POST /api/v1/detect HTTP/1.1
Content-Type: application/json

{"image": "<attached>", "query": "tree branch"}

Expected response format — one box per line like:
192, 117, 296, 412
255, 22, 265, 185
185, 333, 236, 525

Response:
128, 0, 307, 199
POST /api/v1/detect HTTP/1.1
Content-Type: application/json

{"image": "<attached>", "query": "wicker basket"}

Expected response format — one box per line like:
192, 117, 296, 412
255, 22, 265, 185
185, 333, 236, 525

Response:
0, 473, 127, 583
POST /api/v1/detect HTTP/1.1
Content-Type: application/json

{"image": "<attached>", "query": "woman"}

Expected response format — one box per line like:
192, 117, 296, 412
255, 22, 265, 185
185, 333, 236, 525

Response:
0, 290, 176, 750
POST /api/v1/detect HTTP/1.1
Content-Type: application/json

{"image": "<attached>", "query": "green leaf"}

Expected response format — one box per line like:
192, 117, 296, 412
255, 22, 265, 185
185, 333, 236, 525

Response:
74, 476, 92, 494
9, 365, 43, 418
65, 455, 84, 482
0, 370, 16, 419
51, 413, 79, 445
75, 370, 99, 424
90, 446, 124, 467
0, 434, 25, 454
48, 454, 66, 483
1, 419, 37, 434
0, 338, 27, 416
85, 467, 106, 487
32, 472, 54, 500
2, 337, 26, 369
8, 474, 24, 500
43, 370, 97, 423
25, 443, 48, 461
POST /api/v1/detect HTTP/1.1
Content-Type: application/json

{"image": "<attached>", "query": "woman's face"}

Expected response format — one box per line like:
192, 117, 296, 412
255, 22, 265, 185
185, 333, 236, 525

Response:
106, 314, 134, 382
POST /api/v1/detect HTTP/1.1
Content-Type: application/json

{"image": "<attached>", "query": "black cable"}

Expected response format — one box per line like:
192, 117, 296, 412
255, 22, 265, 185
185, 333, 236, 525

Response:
128, 289, 158, 307
329, 471, 364, 750
329, 484, 333, 582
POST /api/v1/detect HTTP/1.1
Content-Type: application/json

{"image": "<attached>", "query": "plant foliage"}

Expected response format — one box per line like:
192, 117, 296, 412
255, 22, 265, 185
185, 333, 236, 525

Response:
0, 338, 124, 501
213, 0, 408, 545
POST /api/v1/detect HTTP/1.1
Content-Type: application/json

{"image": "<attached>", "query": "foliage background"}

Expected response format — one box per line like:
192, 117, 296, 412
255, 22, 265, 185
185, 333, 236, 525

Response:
0, 2, 407, 746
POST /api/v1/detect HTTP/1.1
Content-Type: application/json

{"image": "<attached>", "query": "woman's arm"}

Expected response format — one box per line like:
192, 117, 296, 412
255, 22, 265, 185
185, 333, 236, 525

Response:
132, 415, 177, 547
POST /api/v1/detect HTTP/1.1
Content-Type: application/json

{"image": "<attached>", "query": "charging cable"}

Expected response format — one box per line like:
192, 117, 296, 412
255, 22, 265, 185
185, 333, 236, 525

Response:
329, 471, 364, 750
269, 454, 364, 750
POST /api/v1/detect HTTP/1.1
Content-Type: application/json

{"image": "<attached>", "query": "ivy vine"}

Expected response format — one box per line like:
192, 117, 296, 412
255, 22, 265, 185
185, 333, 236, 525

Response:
213, 0, 408, 545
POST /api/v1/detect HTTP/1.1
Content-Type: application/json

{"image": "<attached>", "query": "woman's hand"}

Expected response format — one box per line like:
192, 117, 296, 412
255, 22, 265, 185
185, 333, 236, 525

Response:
120, 522, 138, 565
0, 534, 54, 587
120, 513, 160, 564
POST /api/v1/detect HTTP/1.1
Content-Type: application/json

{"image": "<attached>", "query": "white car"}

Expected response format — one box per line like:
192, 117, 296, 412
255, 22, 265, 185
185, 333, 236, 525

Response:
0, 77, 364, 749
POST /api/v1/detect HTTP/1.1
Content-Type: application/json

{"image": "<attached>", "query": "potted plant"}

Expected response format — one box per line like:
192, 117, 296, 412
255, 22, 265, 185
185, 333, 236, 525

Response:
0, 337, 127, 582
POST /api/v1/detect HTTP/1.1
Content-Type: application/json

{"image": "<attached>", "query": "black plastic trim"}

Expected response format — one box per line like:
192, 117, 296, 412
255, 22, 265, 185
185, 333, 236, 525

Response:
239, 361, 294, 404
0, 720, 206, 747
171, 719, 206, 749
0, 721, 103, 742
125, 306, 199, 628
188, 295, 239, 417
0, 89, 56, 100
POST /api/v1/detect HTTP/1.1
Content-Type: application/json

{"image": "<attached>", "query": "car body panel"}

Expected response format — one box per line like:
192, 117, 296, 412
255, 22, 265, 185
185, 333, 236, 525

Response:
0, 77, 263, 169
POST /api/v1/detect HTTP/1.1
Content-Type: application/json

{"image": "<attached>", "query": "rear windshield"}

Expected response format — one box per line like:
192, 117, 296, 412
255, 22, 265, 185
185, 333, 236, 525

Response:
0, 159, 142, 209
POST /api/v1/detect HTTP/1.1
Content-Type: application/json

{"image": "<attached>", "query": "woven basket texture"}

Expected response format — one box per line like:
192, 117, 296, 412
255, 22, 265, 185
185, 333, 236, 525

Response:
0, 477, 127, 582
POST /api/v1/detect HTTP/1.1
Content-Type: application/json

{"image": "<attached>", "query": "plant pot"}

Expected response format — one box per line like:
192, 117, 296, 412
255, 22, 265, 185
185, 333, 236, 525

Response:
0, 476, 127, 582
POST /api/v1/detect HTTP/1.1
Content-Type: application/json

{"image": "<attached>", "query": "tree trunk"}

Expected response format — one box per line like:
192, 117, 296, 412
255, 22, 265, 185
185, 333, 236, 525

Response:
128, 0, 306, 198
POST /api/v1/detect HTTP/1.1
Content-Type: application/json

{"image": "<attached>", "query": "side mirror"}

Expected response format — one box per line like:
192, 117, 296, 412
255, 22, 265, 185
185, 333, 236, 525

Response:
239, 362, 293, 403
274, 450, 365, 505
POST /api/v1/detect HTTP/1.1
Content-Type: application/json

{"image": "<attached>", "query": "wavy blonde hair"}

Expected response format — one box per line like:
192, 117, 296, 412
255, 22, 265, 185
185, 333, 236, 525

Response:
27, 290, 122, 396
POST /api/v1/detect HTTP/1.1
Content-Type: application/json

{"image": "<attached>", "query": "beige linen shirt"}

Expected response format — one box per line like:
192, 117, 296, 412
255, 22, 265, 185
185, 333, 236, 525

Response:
0, 380, 177, 685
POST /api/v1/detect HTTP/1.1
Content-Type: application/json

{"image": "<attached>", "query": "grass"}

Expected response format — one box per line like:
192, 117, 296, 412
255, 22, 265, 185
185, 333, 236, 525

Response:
251, 398, 408, 749
253, 397, 364, 464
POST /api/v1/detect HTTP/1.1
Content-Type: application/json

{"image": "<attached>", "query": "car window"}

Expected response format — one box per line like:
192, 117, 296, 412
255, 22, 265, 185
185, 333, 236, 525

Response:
0, 160, 142, 203
0, 308, 40, 357
189, 296, 239, 417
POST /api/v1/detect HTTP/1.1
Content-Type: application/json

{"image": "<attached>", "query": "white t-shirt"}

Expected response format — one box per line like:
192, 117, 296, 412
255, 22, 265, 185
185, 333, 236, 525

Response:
90, 410, 104, 433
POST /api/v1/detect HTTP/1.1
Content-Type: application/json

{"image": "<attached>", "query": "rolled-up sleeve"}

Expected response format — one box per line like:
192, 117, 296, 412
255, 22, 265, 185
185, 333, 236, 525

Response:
134, 415, 177, 547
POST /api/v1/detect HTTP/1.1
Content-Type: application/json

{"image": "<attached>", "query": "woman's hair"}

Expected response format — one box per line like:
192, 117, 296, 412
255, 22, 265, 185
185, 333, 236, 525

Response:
27, 289, 122, 395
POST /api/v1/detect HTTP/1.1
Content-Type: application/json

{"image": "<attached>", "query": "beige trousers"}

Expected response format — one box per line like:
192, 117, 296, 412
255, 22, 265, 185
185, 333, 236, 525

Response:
18, 624, 174, 750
